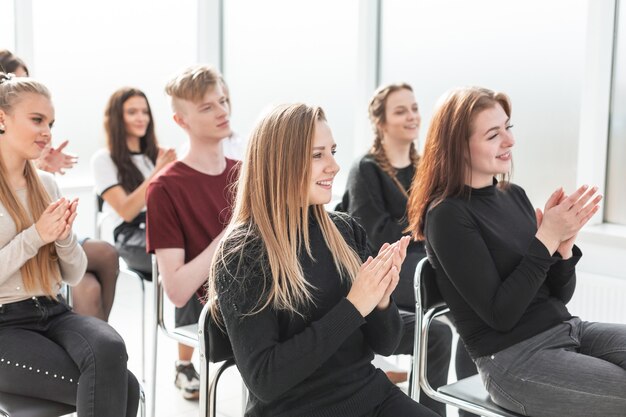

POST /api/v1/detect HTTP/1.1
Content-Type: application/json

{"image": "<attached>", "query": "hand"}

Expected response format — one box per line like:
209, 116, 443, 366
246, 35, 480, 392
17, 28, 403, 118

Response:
154, 148, 177, 172
56, 198, 79, 241
378, 236, 411, 272
37, 141, 78, 175
35, 198, 70, 243
535, 185, 602, 254
346, 244, 396, 317
536, 191, 576, 259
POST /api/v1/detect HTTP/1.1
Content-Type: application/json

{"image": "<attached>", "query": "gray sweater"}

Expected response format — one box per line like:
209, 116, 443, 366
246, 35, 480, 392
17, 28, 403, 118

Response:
0, 170, 86, 304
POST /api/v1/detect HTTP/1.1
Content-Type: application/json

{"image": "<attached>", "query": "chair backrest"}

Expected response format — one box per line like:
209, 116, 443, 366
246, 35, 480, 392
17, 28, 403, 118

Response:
199, 300, 234, 363
417, 258, 446, 311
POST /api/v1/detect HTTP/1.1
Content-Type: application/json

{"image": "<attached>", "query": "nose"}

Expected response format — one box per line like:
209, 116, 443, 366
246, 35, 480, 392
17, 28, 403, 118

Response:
503, 129, 515, 147
217, 102, 229, 119
325, 154, 340, 175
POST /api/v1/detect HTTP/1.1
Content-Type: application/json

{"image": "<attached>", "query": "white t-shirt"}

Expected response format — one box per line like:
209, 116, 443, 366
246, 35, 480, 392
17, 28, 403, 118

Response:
91, 148, 155, 227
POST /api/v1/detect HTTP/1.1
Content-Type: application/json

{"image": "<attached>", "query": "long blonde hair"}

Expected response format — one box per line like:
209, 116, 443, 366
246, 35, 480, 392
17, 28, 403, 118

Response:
0, 74, 60, 296
369, 83, 420, 196
210, 103, 361, 317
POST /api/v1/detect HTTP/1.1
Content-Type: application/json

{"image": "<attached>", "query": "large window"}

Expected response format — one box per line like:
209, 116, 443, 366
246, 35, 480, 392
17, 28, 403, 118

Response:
0, 0, 15, 54
30, 0, 198, 182
222, 0, 362, 188
607, 0, 626, 225
380, 0, 588, 208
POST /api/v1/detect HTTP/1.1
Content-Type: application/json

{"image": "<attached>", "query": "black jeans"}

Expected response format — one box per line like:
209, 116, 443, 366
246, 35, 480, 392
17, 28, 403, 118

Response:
0, 295, 139, 416
365, 386, 440, 417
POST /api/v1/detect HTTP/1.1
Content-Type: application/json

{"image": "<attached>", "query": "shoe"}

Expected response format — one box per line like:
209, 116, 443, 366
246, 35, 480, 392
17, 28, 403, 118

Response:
174, 361, 200, 400
385, 370, 408, 385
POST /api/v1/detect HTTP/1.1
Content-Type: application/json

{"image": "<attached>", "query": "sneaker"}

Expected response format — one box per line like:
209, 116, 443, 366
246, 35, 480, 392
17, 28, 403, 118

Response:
174, 361, 200, 400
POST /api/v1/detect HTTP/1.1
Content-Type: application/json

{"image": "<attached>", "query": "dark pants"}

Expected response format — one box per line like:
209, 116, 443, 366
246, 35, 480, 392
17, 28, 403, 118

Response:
475, 318, 626, 417
175, 293, 203, 327
0, 296, 139, 417
363, 386, 440, 417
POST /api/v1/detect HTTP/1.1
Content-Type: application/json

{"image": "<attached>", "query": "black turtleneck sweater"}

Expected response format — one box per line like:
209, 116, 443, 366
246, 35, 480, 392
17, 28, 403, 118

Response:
424, 181, 581, 359
215, 212, 403, 417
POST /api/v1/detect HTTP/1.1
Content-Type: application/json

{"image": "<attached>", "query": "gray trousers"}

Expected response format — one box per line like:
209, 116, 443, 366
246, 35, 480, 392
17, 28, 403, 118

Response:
475, 317, 626, 417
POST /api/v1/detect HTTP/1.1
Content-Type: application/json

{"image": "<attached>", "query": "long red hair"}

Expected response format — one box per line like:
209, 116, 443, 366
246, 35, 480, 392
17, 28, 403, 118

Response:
406, 86, 511, 240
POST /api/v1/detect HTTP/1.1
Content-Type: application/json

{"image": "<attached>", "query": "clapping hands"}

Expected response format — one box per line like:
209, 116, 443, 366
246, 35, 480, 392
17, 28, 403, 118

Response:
35, 197, 79, 244
535, 185, 602, 258
347, 236, 411, 317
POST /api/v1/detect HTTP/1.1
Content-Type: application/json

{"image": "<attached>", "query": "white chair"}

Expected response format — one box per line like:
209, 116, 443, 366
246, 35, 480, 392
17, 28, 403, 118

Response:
149, 255, 198, 417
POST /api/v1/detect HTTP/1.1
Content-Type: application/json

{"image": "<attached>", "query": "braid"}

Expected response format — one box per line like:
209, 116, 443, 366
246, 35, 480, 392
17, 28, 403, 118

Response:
369, 132, 408, 197
409, 141, 420, 168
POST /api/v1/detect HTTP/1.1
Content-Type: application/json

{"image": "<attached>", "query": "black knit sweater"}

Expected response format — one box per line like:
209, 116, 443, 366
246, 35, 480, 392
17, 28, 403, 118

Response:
340, 154, 425, 308
425, 181, 581, 359
340, 154, 423, 254
215, 212, 403, 417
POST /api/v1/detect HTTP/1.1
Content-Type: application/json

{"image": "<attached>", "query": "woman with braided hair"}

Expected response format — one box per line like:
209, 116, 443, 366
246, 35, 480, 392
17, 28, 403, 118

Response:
339, 82, 477, 416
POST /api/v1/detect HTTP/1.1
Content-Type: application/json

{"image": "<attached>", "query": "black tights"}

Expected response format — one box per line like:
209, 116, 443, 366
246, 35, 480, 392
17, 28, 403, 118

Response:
71, 239, 119, 321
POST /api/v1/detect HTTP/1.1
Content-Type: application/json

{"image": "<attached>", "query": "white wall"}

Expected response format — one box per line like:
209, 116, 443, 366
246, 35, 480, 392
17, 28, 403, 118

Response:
222, 0, 361, 189
26, 0, 198, 235
0, 0, 15, 52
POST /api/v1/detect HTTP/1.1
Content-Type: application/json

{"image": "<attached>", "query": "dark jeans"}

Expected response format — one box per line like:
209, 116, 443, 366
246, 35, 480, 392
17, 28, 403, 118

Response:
475, 317, 626, 417
0, 295, 139, 416
364, 386, 440, 417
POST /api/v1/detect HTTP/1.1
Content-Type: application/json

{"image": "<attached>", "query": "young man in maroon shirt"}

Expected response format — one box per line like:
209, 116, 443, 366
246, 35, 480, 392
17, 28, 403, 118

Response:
146, 65, 240, 400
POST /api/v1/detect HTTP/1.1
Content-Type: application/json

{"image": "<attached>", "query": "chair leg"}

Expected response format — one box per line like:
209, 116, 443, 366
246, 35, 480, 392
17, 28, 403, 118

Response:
149, 281, 159, 417
139, 277, 146, 383
139, 383, 146, 417
241, 378, 247, 415
209, 359, 235, 417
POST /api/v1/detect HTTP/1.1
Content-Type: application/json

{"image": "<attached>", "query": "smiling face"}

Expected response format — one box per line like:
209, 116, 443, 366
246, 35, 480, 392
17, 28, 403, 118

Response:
467, 102, 514, 188
380, 88, 421, 144
308, 120, 339, 206
123, 95, 150, 141
0, 92, 55, 162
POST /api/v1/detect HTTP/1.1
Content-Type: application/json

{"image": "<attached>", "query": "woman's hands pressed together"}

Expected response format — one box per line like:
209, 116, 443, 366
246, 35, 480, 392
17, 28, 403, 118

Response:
347, 236, 411, 317
35, 197, 79, 244
535, 185, 602, 257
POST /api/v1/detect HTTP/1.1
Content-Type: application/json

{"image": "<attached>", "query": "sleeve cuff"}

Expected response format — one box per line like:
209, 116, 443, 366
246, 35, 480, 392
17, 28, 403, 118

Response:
549, 245, 582, 278
25, 224, 46, 251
